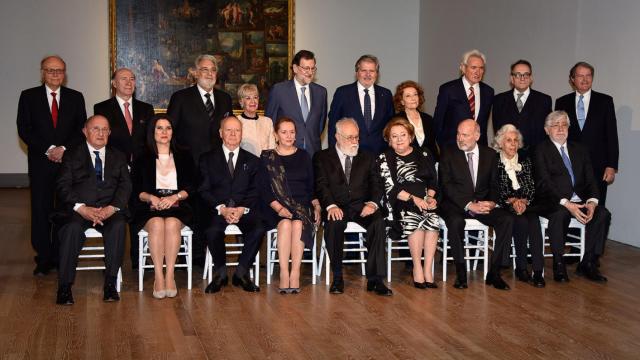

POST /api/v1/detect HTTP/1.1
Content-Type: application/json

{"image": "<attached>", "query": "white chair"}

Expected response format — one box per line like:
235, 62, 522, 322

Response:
539, 216, 586, 260
265, 228, 318, 285
318, 222, 368, 285
80, 228, 123, 292
386, 237, 438, 283
437, 217, 491, 281
202, 225, 260, 285
137, 226, 193, 291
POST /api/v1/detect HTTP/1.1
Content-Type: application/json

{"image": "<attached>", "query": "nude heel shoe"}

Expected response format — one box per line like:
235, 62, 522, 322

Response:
165, 280, 178, 298
153, 281, 166, 299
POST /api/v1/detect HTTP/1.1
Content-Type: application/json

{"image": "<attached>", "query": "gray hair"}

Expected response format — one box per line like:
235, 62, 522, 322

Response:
195, 54, 218, 70
336, 117, 359, 134
492, 124, 524, 151
237, 83, 258, 104
544, 110, 570, 128
355, 54, 380, 72
460, 49, 486, 66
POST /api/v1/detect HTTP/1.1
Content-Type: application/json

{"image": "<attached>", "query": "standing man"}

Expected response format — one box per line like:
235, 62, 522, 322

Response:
265, 50, 327, 156
555, 62, 619, 205
53, 115, 131, 305
492, 60, 552, 153
94, 67, 155, 269
329, 54, 394, 154
17, 55, 87, 276
314, 118, 391, 296
534, 111, 610, 283
439, 119, 514, 290
167, 54, 233, 266
199, 116, 265, 293
433, 49, 494, 147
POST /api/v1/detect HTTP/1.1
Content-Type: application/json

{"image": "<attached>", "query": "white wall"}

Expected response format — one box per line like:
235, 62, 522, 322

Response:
419, 0, 640, 247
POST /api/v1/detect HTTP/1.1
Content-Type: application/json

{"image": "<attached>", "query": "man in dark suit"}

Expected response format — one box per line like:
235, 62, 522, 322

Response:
199, 116, 265, 293
328, 54, 394, 154
439, 119, 514, 290
534, 110, 610, 283
94, 67, 155, 269
492, 59, 552, 153
17, 55, 86, 276
433, 49, 494, 147
54, 115, 131, 305
554, 61, 619, 206
265, 50, 327, 155
314, 118, 392, 296
167, 54, 233, 266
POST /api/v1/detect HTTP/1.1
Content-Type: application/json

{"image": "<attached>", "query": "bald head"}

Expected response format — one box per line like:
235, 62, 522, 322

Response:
219, 115, 242, 150
456, 119, 480, 152
83, 115, 111, 149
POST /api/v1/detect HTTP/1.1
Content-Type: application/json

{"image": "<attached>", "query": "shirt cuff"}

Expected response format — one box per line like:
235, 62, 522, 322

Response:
326, 204, 338, 211
73, 203, 85, 212
586, 198, 599, 205
560, 198, 568, 206
45, 145, 56, 156
243, 207, 250, 214
216, 204, 225, 215
365, 201, 378, 210
464, 202, 472, 211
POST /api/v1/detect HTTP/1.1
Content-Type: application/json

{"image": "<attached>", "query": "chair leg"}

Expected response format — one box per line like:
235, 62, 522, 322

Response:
386, 238, 392, 283
138, 234, 145, 292
311, 235, 317, 285
187, 233, 192, 290
254, 251, 260, 286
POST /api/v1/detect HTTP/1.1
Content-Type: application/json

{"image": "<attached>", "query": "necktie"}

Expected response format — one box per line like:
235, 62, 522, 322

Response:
94, 151, 103, 182
363, 88, 372, 129
51, 92, 58, 128
300, 87, 309, 122
344, 156, 352, 184
516, 93, 524, 113
467, 152, 475, 187
123, 101, 133, 135
560, 146, 575, 186
204, 93, 215, 121
227, 151, 235, 178
577, 94, 586, 130
468, 87, 476, 119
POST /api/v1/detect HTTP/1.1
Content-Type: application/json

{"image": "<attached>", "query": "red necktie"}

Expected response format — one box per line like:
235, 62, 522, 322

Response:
468, 86, 475, 119
124, 101, 133, 135
51, 92, 59, 128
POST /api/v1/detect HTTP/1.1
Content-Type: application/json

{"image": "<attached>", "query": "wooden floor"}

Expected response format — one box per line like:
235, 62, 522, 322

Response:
1, 189, 639, 359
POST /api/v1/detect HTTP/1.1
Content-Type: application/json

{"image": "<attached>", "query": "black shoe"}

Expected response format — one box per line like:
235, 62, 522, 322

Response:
485, 272, 510, 290
103, 282, 120, 302
454, 263, 468, 289
278, 288, 288, 295
413, 281, 428, 289
56, 284, 74, 305
531, 271, 546, 288
576, 261, 608, 282
367, 280, 393, 296
330, 277, 344, 294
515, 268, 531, 282
232, 273, 260, 292
424, 281, 438, 289
553, 260, 570, 282
288, 288, 301, 294
205, 274, 228, 293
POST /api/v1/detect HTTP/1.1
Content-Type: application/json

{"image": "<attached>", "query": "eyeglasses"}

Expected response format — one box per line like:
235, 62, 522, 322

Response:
43, 68, 65, 75
338, 134, 359, 142
198, 67, 217, 75
549, 123, 569, 129
297, 65, 317, 73
88, 127, 110, 134
511, 72, 531, 79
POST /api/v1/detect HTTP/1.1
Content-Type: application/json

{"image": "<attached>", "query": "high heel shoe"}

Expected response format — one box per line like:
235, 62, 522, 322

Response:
413, 281, 428, 289
278, 288, 289, 294
424, 281, 438, 289
165, 280, 177, 298
153, 281, 166, 299
287, 288, 301, 294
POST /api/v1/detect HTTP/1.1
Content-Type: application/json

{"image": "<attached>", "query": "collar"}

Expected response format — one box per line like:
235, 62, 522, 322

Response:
293, 78, 311, 90
551, 139, 568, 152
87, 142, 106, 156
241, 112, 259, 120
461, 76, 479, 92
513, 87, 530, 97
115, 95, 132, 107
465, 144, 479, 156
222, 144, 239, 157
197, 84, 213, 98
357, 81, 374, 94
45, 84, 59, 95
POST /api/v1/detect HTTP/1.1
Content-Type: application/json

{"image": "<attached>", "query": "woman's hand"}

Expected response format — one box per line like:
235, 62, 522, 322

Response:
425, 196, 438, 210
158, 195, 178, 210
148, 195, 162, 210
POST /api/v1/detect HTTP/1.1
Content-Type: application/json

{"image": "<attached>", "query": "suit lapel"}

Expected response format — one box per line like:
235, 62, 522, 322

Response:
39, 86, 55, 132
456, 149, 475, 190
287, 80, 305, 122
350, 83, 367, 132
455, 79, 472, 115
329, 147, 348, 184
110, 97, 129, 133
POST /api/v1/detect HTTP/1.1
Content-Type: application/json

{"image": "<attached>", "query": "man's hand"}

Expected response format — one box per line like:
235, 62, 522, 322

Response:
220, 206, 236, 224
469, 201, 494, 215
328, 207, 343, 221
96, 206, 117, 223
77, 205, 104, 226
360, 203, 376, 217
584, 202, 597, 223
47, 146, 65, 163
564, 202, 588, 224
603, 167, 616, 185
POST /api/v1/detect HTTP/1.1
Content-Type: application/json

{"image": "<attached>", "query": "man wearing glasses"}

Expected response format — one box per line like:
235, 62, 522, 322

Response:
17, 55, 87, 276
492, 59, 552, 153
265, 49, 327, 155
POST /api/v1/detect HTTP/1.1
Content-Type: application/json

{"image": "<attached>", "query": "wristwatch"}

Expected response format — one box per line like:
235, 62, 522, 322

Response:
176, 192, 183, 200
112, 206, 120, 213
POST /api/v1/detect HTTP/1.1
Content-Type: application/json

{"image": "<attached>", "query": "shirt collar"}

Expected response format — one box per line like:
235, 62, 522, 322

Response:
222, 144, 239, 158
357, 81, 374, 94
115, 95, 132, 107
197, 84, 213, 98
45, 84, 59, 95
576, 88, 591, 101
550, 139, 568, 151
513, 87, 530, 97
87, 142, 106, 156
461, 76, 479, 91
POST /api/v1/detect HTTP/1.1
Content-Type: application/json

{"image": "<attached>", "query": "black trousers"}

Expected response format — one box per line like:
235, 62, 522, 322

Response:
543, 204, 610, 262
204, 213, 265, 278
57, 213, 126, 285
441, 208, 514, 271
512, 211, 544, 271
30, 160, 60, 267
323, 211, 386, 280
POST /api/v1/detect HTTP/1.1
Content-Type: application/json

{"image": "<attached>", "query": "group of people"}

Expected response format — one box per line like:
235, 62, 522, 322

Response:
16, 48, 618, 305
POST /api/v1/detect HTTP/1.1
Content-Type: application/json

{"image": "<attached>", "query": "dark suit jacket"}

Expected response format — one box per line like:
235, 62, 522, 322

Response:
492, 89, 552, 152
433, 78, 494, 146
439, 144, 499, 214
313, 147, 382, 218
554, 91, 619, 177
93, 97, 155, 163
55, 144, 131, 218
328, 82, 394, 154
17, 85, 86, 172
265, 80, 327, 155
198, 147, 260, 212
395, 110, 439, 161
167, 86, 232, 164
534, 139, 600, 206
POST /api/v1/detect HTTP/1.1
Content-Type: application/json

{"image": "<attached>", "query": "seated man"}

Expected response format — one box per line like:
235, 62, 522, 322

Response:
199, 116, 265, 293
534, 110, 610, 282
439, 119, 514, 290
313, 118, 392, 296
54, 115, 131, 305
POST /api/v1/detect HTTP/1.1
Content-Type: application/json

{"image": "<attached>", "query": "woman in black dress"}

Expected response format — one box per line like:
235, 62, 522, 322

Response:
131, 115, 195, 299
393, 80, 439, 161
259, 117, 320, 294
378, 117, 440, 289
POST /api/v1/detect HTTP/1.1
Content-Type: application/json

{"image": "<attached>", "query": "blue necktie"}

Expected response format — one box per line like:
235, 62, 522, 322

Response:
94, 151, 103, 182
577, 94, 586, 130
363, 88, 372, 130
300, 87, 309, 122
560, 146, 575, 186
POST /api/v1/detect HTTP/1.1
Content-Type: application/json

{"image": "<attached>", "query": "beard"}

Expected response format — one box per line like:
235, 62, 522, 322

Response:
340, 144, 359, 157
197, 78, 215, 90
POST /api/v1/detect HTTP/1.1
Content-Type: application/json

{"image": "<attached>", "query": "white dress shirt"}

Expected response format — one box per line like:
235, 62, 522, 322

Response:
575, 89, 592, 118
293, 78, 311, 109
197, 84, 215, 107
115, 95, 133, 117
461, 77, 480, 120
550, 139, 598, 205
357, 81, 376, 118
513, 87, 531, 106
